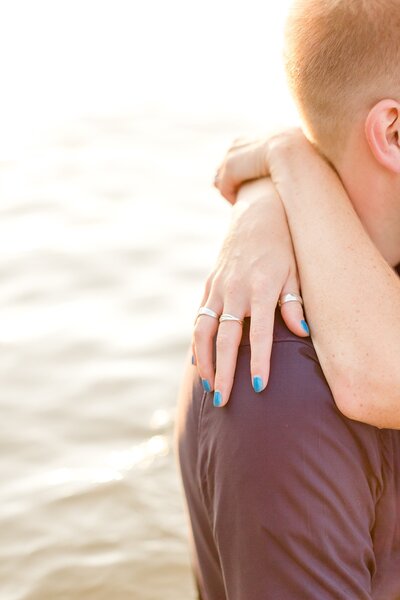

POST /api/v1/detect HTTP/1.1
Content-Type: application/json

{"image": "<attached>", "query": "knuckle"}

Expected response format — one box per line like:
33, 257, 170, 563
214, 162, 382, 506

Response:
216, 330, 231, 349
231, 136, 250, 149
252, 271, 277, 290
194, 323, 209, 343
221, 185, 234, 204
214, 371, 231, 389
214, 379, 228, 393
250, 365, 268, 384
225, 155, 236, 173
251, 296, 273, 313
251, 276, 270, 297
250, 359, 264, 374
224, 277, 242, 296
251, 325, 272, 342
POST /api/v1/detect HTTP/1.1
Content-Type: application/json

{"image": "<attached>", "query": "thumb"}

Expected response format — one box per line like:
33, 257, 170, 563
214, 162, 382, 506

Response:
279, 278, 310, 338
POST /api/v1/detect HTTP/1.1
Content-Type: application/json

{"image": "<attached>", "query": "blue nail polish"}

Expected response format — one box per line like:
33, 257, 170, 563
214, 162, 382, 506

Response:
202, 379, 212, 393
301, 320, 310, 335
191, 355, 196, 365
253, 376, 264, 393
213, 391, 223, 407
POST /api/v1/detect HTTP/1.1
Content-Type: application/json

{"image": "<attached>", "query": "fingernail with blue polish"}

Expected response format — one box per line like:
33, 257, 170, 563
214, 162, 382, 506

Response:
191, 355, 196, 365
213, 391, 223, 407
202, 379, 212, 393
253, 376, 264, 393
301, 320, 310, 335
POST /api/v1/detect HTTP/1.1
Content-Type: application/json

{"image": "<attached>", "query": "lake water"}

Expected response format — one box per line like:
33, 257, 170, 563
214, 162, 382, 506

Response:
0, 109, 290, 599
0, 1, 298, 597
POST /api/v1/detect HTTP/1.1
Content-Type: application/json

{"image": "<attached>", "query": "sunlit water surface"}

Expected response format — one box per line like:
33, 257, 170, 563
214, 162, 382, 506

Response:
0, 110, 295, 599
0, 1, 298, 597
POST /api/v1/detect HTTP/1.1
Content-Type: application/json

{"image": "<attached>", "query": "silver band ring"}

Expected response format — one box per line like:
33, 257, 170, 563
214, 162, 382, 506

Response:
219, 313, 244, 325
196, 306, 219, 321
278, 292, 303, 308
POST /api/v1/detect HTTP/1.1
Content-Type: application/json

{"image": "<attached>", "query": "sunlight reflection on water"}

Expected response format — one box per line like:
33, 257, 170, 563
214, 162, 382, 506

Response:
41, 434, 170, 487
0, 1, 298, 597
0, 108, 305, 598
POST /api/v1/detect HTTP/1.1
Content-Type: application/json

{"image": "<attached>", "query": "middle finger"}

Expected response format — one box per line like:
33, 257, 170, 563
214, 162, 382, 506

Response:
213, 305, 247, 408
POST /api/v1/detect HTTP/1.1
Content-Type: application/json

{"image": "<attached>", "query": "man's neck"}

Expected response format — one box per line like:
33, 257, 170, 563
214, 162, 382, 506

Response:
335, 154, 400, 266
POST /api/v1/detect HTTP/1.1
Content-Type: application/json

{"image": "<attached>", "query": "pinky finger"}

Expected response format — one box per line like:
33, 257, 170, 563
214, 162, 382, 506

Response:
191, 337, 197, 366
279, 281, 310, 338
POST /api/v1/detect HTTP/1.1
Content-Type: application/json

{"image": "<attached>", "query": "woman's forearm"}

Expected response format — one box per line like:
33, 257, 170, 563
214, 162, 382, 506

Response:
272, 141, 400, 428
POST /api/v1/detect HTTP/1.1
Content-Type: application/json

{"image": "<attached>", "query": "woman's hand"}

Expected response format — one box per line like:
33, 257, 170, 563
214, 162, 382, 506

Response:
214, 129, 309, 204
192, 177, 309, 408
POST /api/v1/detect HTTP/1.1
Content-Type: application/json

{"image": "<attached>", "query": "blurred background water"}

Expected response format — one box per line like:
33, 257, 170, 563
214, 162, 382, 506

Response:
0, 1, 296, 598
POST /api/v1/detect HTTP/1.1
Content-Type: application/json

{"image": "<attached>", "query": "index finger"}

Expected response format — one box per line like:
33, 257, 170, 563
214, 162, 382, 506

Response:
217, 140, 270, 202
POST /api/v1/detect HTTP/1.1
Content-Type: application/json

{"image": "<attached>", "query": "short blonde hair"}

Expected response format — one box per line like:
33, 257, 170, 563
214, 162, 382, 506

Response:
284, 0, 400, 154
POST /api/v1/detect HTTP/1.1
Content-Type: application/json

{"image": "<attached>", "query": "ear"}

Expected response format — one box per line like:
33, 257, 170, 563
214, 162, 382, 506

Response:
365, 99, 400, 173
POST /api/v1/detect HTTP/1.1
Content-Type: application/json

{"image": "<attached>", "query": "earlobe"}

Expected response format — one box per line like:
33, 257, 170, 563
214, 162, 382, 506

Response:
365, 99, 400, 173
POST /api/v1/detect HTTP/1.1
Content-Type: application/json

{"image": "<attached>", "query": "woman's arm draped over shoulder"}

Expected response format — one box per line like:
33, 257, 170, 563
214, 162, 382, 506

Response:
268, 135, 400, 428
215, 132, 400, 428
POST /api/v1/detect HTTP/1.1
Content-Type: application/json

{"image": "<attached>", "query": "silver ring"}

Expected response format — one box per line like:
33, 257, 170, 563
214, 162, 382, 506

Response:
196, 306, 219, 321
219, 313, 244, 325
278, 292, 303, 308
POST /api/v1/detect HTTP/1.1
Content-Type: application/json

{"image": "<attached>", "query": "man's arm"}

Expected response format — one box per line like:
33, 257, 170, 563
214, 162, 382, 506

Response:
269, 134, 400, 428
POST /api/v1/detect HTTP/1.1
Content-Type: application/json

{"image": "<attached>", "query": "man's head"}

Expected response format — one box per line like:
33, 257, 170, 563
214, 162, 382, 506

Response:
284, 0, 400, 264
